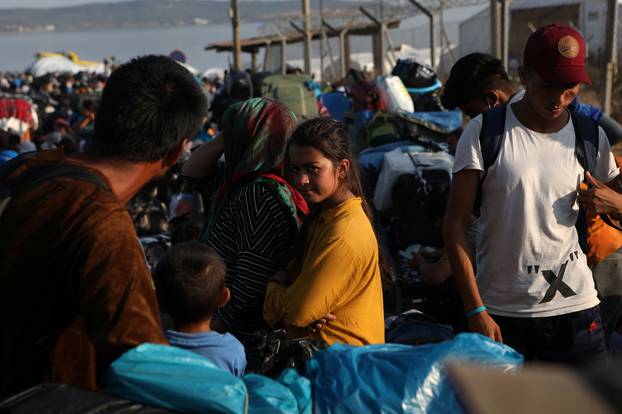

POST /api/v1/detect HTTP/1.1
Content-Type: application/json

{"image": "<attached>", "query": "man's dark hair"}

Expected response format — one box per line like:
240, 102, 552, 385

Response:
93, 55, 207, 162
441, 53, 510, 109
153, 241, 226, 325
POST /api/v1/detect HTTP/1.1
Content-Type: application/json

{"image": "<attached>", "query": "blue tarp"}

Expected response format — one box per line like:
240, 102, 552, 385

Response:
106, 344, 247, 414
107, 344, 312, 414
402, 110, 463, 134
244, 369, 312, 414
306, 333, 523, 414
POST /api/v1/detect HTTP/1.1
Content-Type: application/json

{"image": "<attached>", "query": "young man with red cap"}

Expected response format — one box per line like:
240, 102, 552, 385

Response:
444, 25, 621, 363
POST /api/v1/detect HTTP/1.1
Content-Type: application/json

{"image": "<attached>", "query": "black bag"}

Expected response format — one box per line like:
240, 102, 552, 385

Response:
386, 309, 454, 346
224, 68, 253, 99
349, 80, 387, 113
0, 383, 176, 413
391, 59, 438, 89
251, 71, 273, 98
245, 329, 327, 379
389, 151, 452, 252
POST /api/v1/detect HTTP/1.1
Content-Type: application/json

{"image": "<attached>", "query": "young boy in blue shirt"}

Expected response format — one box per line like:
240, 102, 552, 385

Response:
153, 241, 246, 376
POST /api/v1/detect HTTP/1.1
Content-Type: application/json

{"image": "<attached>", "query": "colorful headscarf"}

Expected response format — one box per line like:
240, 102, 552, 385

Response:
200, 97, 308, 242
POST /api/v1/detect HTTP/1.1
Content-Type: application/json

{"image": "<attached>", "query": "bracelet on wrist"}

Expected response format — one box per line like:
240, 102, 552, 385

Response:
465, 305, 487, 318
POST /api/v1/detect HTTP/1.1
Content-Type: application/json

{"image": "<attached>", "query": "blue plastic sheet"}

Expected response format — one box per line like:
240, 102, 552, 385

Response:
244, 374, 298, 414
244, 369, 311, 414
278, 369, 312, 414
306, 333, 523, 414
319, 92, 351, 121
106, 344, 247, 414
358, 141, 424, 171
403, 110, 463, 133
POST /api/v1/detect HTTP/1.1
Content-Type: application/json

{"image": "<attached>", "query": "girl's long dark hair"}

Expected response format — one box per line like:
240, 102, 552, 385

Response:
287, 117, 387, 277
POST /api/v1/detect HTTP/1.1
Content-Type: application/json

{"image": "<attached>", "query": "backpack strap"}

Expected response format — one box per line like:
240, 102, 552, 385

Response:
474, 105, 507, 215
571, 110, 599, 173
570, 110, 622, 249
0, 156, 111, 219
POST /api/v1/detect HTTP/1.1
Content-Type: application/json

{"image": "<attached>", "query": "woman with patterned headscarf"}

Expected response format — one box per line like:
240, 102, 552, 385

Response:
182, 97, 308, 342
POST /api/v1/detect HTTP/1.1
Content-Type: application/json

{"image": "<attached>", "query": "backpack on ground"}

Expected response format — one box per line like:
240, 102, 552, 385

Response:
260, 74, 319, 121
388, 150, 453, 251
476, 105, 622, 253
365, 112, 409, 148
319, 91, 351, 121
391, 58, 438, 89
224, 68, 253, 99
251, 70, 273, 98
385, 309, 454, 346
349, 79, 388, 113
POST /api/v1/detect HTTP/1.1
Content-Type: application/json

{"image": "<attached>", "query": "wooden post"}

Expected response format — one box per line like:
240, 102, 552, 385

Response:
490, 0, 501, 58
302, 0, 312, 75
383, 25, 397, 66
337, 18, 357, 79
251, 50, 257, 74
344, 33, 352, 75
500, 0, 511, 69
319, 0, 324, 81
263, 41, 272, 71
407, 0, 435, 68
322, 19, 339, 80
230, 0, 241, 70
360, 6, 384, 76
605, 0, 618, 115
271, 24, 287, 75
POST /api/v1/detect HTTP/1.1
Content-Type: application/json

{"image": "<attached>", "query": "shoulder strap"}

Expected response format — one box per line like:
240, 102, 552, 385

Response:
0, 158, 111, 219
570, 110, 622, 243
479, 105, 508, 172
571, 110, 599, 173
474, 105, 507, 214
4, 163, 109, 194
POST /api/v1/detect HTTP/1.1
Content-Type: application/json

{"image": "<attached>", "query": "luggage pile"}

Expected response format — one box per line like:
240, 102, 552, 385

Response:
0, 334, 522, 414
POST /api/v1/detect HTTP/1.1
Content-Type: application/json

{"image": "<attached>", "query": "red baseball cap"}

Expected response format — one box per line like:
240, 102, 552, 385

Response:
523, 24, 591, 86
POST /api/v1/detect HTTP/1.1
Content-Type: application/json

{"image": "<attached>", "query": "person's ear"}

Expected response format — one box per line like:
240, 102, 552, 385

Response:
162, 138, 189, 169
338, 159, 350, 179
484, 90, 501, 108
219, 287, 231, 307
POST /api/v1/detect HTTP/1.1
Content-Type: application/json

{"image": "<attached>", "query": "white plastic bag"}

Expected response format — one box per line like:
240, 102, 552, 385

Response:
376, 75, 414, 113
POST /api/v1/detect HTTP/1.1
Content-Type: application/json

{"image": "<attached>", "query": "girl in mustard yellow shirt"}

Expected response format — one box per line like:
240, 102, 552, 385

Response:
263, 117, 385, 346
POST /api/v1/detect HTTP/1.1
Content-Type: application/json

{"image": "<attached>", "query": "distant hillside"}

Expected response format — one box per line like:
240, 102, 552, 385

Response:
0, 0, 377, 33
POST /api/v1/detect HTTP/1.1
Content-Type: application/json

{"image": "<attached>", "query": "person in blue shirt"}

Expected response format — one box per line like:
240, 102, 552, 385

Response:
153, 241, 246, 376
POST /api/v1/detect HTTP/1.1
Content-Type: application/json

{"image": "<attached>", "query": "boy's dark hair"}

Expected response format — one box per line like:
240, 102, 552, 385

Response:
93, 55, 207, 163
441, 53, 510, 110
153, 241, 227, 325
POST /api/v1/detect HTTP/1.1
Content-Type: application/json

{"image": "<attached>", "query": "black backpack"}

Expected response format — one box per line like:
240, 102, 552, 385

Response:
476, 106, 620, 253
391, 58, 438, 89
389, 150, 453, 252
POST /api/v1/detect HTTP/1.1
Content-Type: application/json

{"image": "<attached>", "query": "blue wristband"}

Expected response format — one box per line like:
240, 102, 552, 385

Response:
465, 306, 487, 318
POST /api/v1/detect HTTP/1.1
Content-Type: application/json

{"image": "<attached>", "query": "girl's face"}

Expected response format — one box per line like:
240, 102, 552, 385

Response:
289, 144, 347, 205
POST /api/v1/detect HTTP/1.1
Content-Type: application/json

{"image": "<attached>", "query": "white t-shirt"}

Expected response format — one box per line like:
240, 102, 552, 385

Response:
453, 103, 619, 317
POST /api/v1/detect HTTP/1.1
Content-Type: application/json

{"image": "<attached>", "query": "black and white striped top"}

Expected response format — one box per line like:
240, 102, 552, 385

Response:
187, 165, 297, 339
